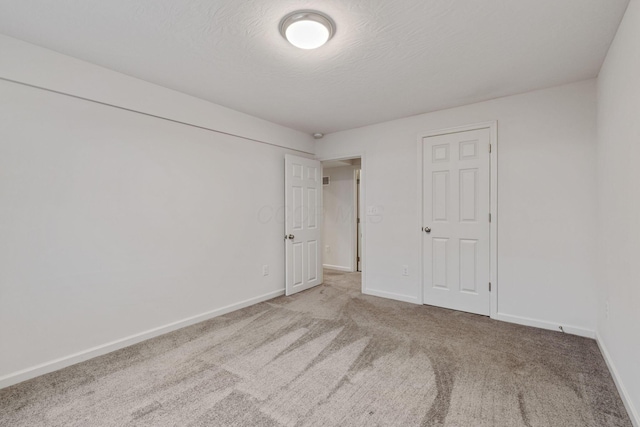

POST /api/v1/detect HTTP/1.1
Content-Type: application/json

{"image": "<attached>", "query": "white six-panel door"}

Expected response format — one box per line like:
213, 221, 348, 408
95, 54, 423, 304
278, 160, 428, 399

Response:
422, 128, 491, 315
285, 154, 323, 295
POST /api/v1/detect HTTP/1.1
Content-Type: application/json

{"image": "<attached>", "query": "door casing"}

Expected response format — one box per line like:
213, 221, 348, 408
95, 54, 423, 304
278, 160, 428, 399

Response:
417, 122, 498, 318
355, 169, 362, 272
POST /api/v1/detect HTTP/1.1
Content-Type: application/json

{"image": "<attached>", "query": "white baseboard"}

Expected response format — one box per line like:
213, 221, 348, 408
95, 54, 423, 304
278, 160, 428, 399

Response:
363, 288, 421, 305
322, 264, 353, 272
596, 333, 640, 427
0, 289, 285, 390
494, 313, 595, 338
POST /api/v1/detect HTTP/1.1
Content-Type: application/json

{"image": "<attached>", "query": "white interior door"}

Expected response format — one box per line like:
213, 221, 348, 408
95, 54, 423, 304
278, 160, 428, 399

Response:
285, 154, 323, 295
422, 128, 491, 315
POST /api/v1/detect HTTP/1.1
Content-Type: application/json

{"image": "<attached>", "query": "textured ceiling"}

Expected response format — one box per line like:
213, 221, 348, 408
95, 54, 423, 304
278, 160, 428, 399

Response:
0, 0, 630, 134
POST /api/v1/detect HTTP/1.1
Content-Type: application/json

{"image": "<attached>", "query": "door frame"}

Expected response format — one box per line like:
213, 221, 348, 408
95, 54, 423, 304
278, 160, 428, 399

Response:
355, 168, 362, 272
417, 122, 498, 318
317, 152, 367, 294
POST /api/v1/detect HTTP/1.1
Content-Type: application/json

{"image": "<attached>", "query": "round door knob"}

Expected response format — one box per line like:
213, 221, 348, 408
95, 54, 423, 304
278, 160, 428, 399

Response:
424, 227, 431, 233
288, 234, 295, 240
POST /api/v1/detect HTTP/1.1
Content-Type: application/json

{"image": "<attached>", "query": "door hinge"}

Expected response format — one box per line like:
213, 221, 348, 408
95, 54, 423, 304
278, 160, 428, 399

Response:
489, 282, 492, 292
489, 213, 492, 223
357, 256, 360, 262
489, 144, 492, 153
357, 179, 360, 184
357, 218, 360, 223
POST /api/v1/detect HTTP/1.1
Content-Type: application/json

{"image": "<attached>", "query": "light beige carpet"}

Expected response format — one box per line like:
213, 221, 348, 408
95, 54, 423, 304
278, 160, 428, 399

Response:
0, 270, 632, 426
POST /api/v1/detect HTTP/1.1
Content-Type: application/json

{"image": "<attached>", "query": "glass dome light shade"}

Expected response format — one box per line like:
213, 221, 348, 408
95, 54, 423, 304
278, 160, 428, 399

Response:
280, 11, 335, 50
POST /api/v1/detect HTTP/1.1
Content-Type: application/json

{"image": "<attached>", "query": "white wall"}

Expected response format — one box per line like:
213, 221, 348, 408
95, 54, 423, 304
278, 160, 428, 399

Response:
322, 166, 357, 271
596, 0, 640, 423
0, 35, 313, 154
0, 35, 314, 387
316, 80, 598, 336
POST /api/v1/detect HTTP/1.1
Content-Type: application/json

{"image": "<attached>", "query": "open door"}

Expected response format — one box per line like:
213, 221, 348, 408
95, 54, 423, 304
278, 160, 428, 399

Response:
285, 154, 323, 295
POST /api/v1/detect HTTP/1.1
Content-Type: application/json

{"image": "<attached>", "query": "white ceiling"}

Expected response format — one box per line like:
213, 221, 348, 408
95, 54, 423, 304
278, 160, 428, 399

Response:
0, 0, 629, 134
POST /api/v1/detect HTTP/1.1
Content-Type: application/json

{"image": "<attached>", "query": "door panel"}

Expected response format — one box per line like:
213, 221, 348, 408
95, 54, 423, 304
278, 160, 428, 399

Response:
293, 242, 303, 286
307, 240, 318, 281
432, 238, 449, 289
432, 171, 449, 221
459, 239, 478, 293
459, 169, 478, 221
422, 129, 490, 315
285, 154, 323, 295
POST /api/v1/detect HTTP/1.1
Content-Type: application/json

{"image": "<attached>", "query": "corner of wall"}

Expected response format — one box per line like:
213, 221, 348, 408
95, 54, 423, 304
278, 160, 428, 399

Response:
596, 334, 640, 427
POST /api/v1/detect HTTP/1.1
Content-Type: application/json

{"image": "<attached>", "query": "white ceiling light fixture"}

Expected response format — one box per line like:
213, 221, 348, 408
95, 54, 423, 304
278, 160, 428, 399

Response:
279, 10, 336, 50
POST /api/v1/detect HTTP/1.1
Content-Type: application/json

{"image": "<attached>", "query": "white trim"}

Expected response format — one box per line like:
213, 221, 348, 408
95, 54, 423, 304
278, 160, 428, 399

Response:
323, 264, 353, 272
417, 121, 499, 318
495, 313, 595, 338
0, 289, 284, 390
363, 288, 421, 305
596, 333, 640, 427
489, 122, 498, 319
317, 152, 367, 295
352, 168, 359, 272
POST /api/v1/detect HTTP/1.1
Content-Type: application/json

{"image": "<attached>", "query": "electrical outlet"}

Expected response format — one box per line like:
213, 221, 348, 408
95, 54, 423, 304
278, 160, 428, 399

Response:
262, 265, 269, 276
325, 245, 331, 253
402, 265, 409, 276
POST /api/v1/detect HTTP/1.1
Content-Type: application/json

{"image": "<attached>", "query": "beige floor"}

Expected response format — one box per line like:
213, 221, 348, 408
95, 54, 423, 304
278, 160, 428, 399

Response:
0, 269, 632, 426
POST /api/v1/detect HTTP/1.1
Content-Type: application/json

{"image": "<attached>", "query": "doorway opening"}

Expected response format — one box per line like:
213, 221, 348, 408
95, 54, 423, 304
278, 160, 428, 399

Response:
321, 156, 364, 293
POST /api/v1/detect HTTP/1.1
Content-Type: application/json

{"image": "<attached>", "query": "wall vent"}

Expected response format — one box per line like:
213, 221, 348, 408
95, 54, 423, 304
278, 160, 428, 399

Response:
323, 176, 330, 186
